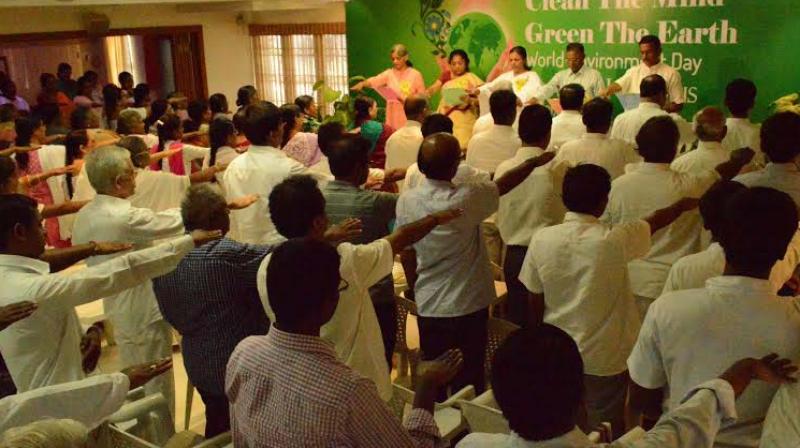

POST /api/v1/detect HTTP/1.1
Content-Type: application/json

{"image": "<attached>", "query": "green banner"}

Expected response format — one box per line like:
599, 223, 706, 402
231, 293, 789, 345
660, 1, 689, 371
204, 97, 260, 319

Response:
346, 0, 798, 121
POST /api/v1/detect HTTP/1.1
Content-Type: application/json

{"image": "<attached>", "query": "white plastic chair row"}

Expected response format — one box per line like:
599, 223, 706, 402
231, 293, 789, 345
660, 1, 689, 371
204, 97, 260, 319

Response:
388, 383, 475, 442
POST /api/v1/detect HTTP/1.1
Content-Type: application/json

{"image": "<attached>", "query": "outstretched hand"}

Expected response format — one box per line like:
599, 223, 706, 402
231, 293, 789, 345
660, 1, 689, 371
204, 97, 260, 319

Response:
730, 147, 755, 166
228, 194, 259, 210
190, 229, 223, 247
324, 218, 363, 244
720, 354, 798, 398
93, 242, 134, 255
417, 349, 464, 387
0, 301, 38, 331
122, 358, 174, 390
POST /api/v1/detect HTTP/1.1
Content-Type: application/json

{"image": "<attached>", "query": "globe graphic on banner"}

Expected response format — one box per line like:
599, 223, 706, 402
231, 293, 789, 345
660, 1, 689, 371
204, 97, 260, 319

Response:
447, 12, 506, 81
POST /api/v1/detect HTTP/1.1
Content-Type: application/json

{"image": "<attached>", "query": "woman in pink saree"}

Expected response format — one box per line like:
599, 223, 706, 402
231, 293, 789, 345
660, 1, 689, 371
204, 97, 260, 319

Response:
352, 44, 426, 130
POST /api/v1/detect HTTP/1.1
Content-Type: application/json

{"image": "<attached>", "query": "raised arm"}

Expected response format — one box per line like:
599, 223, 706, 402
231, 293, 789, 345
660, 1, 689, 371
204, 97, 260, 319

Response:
715, 147, 754, 180
384, 208, 463, 255
493, 152, 555, 196
642, 197, 699, 235
39, 200, 89, 219
41, 242, 132, 273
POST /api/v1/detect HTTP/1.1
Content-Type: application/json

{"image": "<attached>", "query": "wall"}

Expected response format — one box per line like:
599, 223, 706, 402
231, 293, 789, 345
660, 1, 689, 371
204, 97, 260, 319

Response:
346, 0, 799, 121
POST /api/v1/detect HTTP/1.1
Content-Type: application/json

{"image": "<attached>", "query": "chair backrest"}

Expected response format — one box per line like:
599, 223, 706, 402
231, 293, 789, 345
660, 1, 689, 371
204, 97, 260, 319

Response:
394, 295, 418, 352
459, 399, 510, 435
95, 424, 159, 448
387, 383, 416, 420
484, 317, 520, 381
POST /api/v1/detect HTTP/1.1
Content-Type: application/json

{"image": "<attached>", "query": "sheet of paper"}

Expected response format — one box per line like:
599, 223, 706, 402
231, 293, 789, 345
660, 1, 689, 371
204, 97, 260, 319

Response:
616, 93, 641, 111
375, 86, 400, 102
442, 88, 468, 106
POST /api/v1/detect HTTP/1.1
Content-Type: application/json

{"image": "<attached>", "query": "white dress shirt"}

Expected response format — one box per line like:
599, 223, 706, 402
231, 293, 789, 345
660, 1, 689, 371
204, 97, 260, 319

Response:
0, 373, 130, 432
223, 144, 328, 244
457, 379, 738, 448
536, 65, 607, 102
628, 276, 800, 447
72, 195, 184, 337
605, 163, 719, 299
385, 120, 423, 171
403, 162, 490, 191
614, 61, 685, 105
723, 118, 762, 165
555, 133, 641, 179
609, 102, 669, 145
735, 163, 800, 210
519, 213, 649, 376
202, 146, 240, 185
761, 381, 800, 447
0, 235, 194, 392
495, 147, 566, 246
396, 179, 499, 317
257, 239, 393, 401
670, 141, 731, 174
466, 125, 521, 174
549, 110, 586, 151
478, 70, 543, 116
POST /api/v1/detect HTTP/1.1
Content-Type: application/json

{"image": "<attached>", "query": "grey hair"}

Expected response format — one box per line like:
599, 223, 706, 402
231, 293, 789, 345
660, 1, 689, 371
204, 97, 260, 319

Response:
391, 43, 409, 57
181, 184, 228, 231
1, 419, 88, 448
116, 109, 143, 135
117, 136, 150, 169
85, 145, 132, 194
693, 107, 726, 141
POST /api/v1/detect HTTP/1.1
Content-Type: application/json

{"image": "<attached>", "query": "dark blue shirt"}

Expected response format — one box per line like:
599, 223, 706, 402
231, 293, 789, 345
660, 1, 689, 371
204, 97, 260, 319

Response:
152, 238, 273, 396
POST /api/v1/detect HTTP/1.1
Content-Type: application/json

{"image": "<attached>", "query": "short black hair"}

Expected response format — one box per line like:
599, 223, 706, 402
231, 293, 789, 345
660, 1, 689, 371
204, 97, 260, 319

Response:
404, 96, 428, 120
236, 85, 258, 108
582, 98, 613, 131
448, 49, 470, 72
421, 113, 453, 137
725, 79, 757, 116
133, 83, 150, 106
492, 325, 584, 441
562, 164, 611, 214
0, 194, 39, 251
760, 112, 800, 163
699, 181, 747, 238
118, 71, 133, 84
267, 238, 340, 328
565, 42, 585, 54
241, 101, 281, 146
318, 121, 346, 155
559, 84, 585, 111
187, 99, 208, 124
518, 105, 551, 144
353, 96, 376, 123
209, 93, 229, 115
269, 175, 326, 238
490, 89, 517, 125
640, 75, 667, 98
0, 154, 16, 187
636, 116, 679, 162
720, 187, 798, 272
57, 63, 72, 74
328, 135, 370, 178
639, 34, 662, 50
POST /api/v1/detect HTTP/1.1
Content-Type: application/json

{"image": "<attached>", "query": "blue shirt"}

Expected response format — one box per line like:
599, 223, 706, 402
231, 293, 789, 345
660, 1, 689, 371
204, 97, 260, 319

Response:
152, 238, 273, 395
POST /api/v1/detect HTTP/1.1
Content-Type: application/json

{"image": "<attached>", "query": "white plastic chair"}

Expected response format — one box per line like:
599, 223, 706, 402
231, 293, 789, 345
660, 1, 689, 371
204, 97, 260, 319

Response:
106, 389, 175, 446
194, 431, 233, 447
458, 390, 510, 434
387, 383, 475, 442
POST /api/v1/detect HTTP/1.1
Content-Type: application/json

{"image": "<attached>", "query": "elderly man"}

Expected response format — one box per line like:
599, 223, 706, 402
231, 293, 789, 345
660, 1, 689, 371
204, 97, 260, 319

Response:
536, 42, 606, 102
671, 107, 733, 174
385, 96, 428, 172
602, 35, 685, 113
397, 133, 554, 394
0, 193, 217, 394
152, 184, 274, 437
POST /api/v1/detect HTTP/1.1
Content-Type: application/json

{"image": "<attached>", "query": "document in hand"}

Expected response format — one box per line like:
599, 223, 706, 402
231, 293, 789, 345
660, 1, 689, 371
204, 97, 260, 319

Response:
442, 88, 468, 106
616, 94, 641, 111
375, 86, 400, 102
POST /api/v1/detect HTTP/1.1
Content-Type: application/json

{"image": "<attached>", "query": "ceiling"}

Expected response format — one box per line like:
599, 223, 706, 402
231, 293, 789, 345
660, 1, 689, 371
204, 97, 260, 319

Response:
0, 0, 344, 10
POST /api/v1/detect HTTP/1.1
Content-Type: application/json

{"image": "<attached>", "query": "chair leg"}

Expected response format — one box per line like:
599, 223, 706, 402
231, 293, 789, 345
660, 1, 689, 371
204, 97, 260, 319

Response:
184, 382, 194, 430
399, 352, 409, 378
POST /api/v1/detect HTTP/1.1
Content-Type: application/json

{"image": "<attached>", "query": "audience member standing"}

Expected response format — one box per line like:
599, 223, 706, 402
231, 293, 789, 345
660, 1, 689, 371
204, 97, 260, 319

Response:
671, 107, 732, 174
385, 97, 428, 173
548, 84, 586, 151
466, 90, 521, 174
723, 79, 762, 163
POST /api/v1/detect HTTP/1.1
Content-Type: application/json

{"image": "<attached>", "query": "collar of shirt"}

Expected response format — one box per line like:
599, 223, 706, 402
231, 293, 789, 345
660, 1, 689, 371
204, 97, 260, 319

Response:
563, 211, 599, 224
569, 65, 588, 77
727, 117, 753, 125
93, 194, 132, 210
696, 141, 725, 152
0, 254, 50, 275
420, 177, 455, 192
638, 102, 663, 111
630, 161, 671, 173
489, 124, 516, 136
404, 120, 422, 129
705, 275, 774, 296
643, 61, 666, 72
267, 326, 337, 358
247, 144, 285, 156
765, 163, 800, 174
514, 146, 545, 160
327, 179, 361, 192
582, 132, 608, 141
509, 427, 593, 447
560, 110, 582, 118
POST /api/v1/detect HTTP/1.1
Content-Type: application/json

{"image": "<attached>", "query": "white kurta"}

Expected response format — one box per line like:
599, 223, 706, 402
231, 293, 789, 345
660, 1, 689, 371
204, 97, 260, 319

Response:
0, 235, 194, 392
735, 163, 800, 210
549, 110, 586, 151
465, 124, 521, 174
384, 120, 423, 172
536, 65, 607, 102
555, 133, 641, 180
614, 61, 685, 105
257, 239, 394, 401
670, 141, 731, 174
609, 102, 692, 148
73, 167, 190, 213
478, 70, 543, 116
403, 162, 490, 191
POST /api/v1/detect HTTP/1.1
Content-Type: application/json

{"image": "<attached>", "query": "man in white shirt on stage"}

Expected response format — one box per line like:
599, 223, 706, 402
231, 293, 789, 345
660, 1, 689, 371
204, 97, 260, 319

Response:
602, 35, 685, 113
536, 43, 606, 103
556, 98, 640, 179
628, 187, 800, 448
549, 84, 586, 151
223, 101, 329, 244
609, 75, 691, 146
385, 96, 428, 172
671, 107, 732, 174
466, 90, 521, 175
723, 79, 762, 163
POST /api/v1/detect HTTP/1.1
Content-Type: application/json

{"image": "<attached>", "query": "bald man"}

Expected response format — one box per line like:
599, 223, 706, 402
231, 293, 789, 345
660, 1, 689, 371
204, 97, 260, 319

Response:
671, 107, 733, 175
396, 133, 553, 394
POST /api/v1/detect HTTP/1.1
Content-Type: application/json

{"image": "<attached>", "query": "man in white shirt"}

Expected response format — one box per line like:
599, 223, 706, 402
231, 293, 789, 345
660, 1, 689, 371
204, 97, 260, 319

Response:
603, 35, 685, 113
496, 105, 567, 327
671, 107, 732, 174
536, 42, 606, 102
735, 111, 800, 209
663, 181, 800, 295
609, 75, 691, 146
628, 187, 800, 447
224, 102, 329, 244
385, 96, 428, 172
556, 98, 640, 179
258, 175, 459, 401
397, 132, 553, 394
723, 79, 762, 164
549, 84, 586, 151
466, 89, 521, 174
457, 324, 798, 448
0, 193, 217, 393
605, 116, 754, 319
519, 164, 698, 435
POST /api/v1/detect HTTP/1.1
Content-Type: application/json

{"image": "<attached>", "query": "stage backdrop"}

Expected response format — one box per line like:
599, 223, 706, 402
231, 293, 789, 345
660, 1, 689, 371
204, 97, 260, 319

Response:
346, 0, 798, 121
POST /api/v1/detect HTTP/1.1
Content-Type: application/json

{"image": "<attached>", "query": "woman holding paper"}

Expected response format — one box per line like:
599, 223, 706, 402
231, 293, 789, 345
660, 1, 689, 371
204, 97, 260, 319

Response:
351, 44, 425, 130
476, 46, 542, 117
429, 49, 483, 149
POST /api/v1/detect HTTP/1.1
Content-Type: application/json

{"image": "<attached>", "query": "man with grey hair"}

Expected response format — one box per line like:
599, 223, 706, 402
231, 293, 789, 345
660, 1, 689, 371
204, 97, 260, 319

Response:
671, 106, 735, 175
